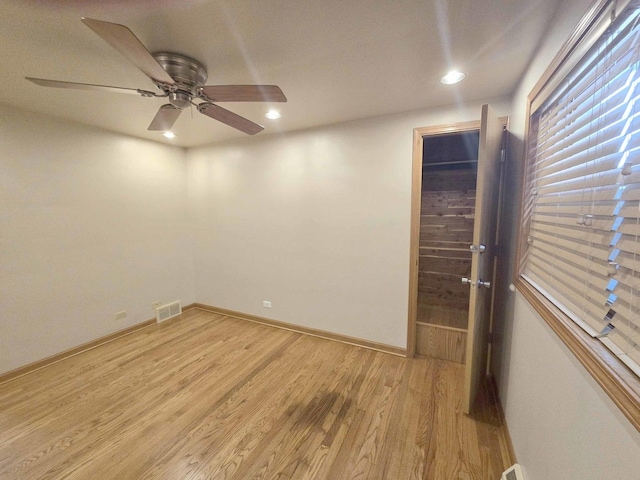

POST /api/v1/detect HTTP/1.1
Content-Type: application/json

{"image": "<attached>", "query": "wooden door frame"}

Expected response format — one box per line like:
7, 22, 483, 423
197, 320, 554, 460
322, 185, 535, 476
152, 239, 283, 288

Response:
407, 120, 482, 357
407, 117, 508, 357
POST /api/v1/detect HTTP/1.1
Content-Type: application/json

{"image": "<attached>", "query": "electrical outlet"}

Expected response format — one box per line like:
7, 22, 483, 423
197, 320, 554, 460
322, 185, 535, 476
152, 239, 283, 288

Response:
262, 301, 272, 308
115, 310, 127, 320
151, 301, 162, 309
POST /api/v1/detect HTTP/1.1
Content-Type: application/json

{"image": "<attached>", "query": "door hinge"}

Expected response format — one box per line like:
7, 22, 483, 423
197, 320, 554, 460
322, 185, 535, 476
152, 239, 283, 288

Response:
500, 148, 506, 163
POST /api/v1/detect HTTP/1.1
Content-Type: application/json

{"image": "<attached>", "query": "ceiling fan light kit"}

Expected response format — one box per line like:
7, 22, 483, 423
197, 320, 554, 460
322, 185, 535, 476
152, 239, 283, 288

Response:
26, 18, 286, 136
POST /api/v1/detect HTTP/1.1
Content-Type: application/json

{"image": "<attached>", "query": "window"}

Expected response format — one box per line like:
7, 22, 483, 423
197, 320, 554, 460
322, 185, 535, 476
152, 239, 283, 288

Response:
518, 0, 640, 430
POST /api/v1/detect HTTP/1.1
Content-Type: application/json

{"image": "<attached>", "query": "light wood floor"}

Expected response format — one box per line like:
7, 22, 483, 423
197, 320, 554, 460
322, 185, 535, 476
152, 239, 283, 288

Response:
0, 310, 511, 479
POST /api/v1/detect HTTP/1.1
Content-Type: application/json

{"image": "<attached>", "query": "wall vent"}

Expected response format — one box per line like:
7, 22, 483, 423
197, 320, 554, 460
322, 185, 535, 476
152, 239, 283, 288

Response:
156, 301, 182, 323
502, 464, 524, 480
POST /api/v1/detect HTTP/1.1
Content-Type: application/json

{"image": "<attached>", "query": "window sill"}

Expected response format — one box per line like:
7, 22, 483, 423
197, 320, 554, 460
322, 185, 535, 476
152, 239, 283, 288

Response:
515, 276, 640, 432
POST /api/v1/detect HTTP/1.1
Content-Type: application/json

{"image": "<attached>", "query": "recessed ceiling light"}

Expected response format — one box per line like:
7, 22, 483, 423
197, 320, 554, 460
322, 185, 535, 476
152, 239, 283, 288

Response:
440, 70, 466, 85
265, 109, 281, 119
162, 131, 176, 139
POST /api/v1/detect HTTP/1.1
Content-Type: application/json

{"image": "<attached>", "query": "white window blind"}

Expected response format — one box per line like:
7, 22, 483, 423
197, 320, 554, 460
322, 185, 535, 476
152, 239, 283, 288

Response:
522, 1, 640, 377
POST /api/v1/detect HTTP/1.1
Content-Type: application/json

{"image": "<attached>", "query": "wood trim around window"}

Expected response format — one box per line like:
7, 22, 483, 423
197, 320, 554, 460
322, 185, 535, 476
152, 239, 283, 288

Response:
528, 0, 611, 106
515, 277, 640, 431
515, 0, 640, 433
514, 0, 640, 431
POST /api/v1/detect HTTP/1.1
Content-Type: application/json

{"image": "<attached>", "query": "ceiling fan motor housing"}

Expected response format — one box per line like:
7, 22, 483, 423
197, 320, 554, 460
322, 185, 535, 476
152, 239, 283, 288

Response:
153, 52, 208, 109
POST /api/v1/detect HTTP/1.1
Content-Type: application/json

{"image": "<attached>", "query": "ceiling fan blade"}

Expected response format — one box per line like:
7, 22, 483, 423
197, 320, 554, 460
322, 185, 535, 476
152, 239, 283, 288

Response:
199, 104, 264, 135
200, 85, 287, 103
26, 77, 150, 96
81, 18, 175, 86
148, 105, 182, 131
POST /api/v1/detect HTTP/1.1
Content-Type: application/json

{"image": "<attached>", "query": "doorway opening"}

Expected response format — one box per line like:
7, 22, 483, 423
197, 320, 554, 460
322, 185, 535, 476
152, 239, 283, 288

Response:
407, 106, 506, 414
416, 130, 480, 364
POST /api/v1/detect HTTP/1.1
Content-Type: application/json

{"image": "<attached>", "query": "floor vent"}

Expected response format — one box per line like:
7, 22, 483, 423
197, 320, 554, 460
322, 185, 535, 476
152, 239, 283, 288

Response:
502, 464, 524, 480
156, 301, 182, 323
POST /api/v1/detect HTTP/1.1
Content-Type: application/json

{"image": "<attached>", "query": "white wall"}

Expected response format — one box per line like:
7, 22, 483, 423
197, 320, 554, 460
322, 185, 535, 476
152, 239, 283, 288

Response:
505, 297, 640, 479
0, 105, 195, 374
186, 100, 509, 349
1, 97, 510, 374
497, 0, 640, 478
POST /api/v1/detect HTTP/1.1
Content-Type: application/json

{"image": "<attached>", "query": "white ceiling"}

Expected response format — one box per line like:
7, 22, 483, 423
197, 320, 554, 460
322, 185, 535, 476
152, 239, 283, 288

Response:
0, 0, 563, 147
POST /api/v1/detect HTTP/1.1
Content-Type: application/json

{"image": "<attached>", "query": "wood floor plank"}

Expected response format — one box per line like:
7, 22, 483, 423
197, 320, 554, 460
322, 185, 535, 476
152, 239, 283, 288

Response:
223, 349, 375, 480
77, 329, 302, 480
137, 331, 323, 480
386, 357, 428, 480
3, 316, 293, 479
0, 310, 511, 480
185, 342, 357, 480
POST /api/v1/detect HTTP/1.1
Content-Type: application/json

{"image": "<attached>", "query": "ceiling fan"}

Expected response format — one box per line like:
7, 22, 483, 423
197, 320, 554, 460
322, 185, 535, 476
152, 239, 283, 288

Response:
26, 18, 287, 135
